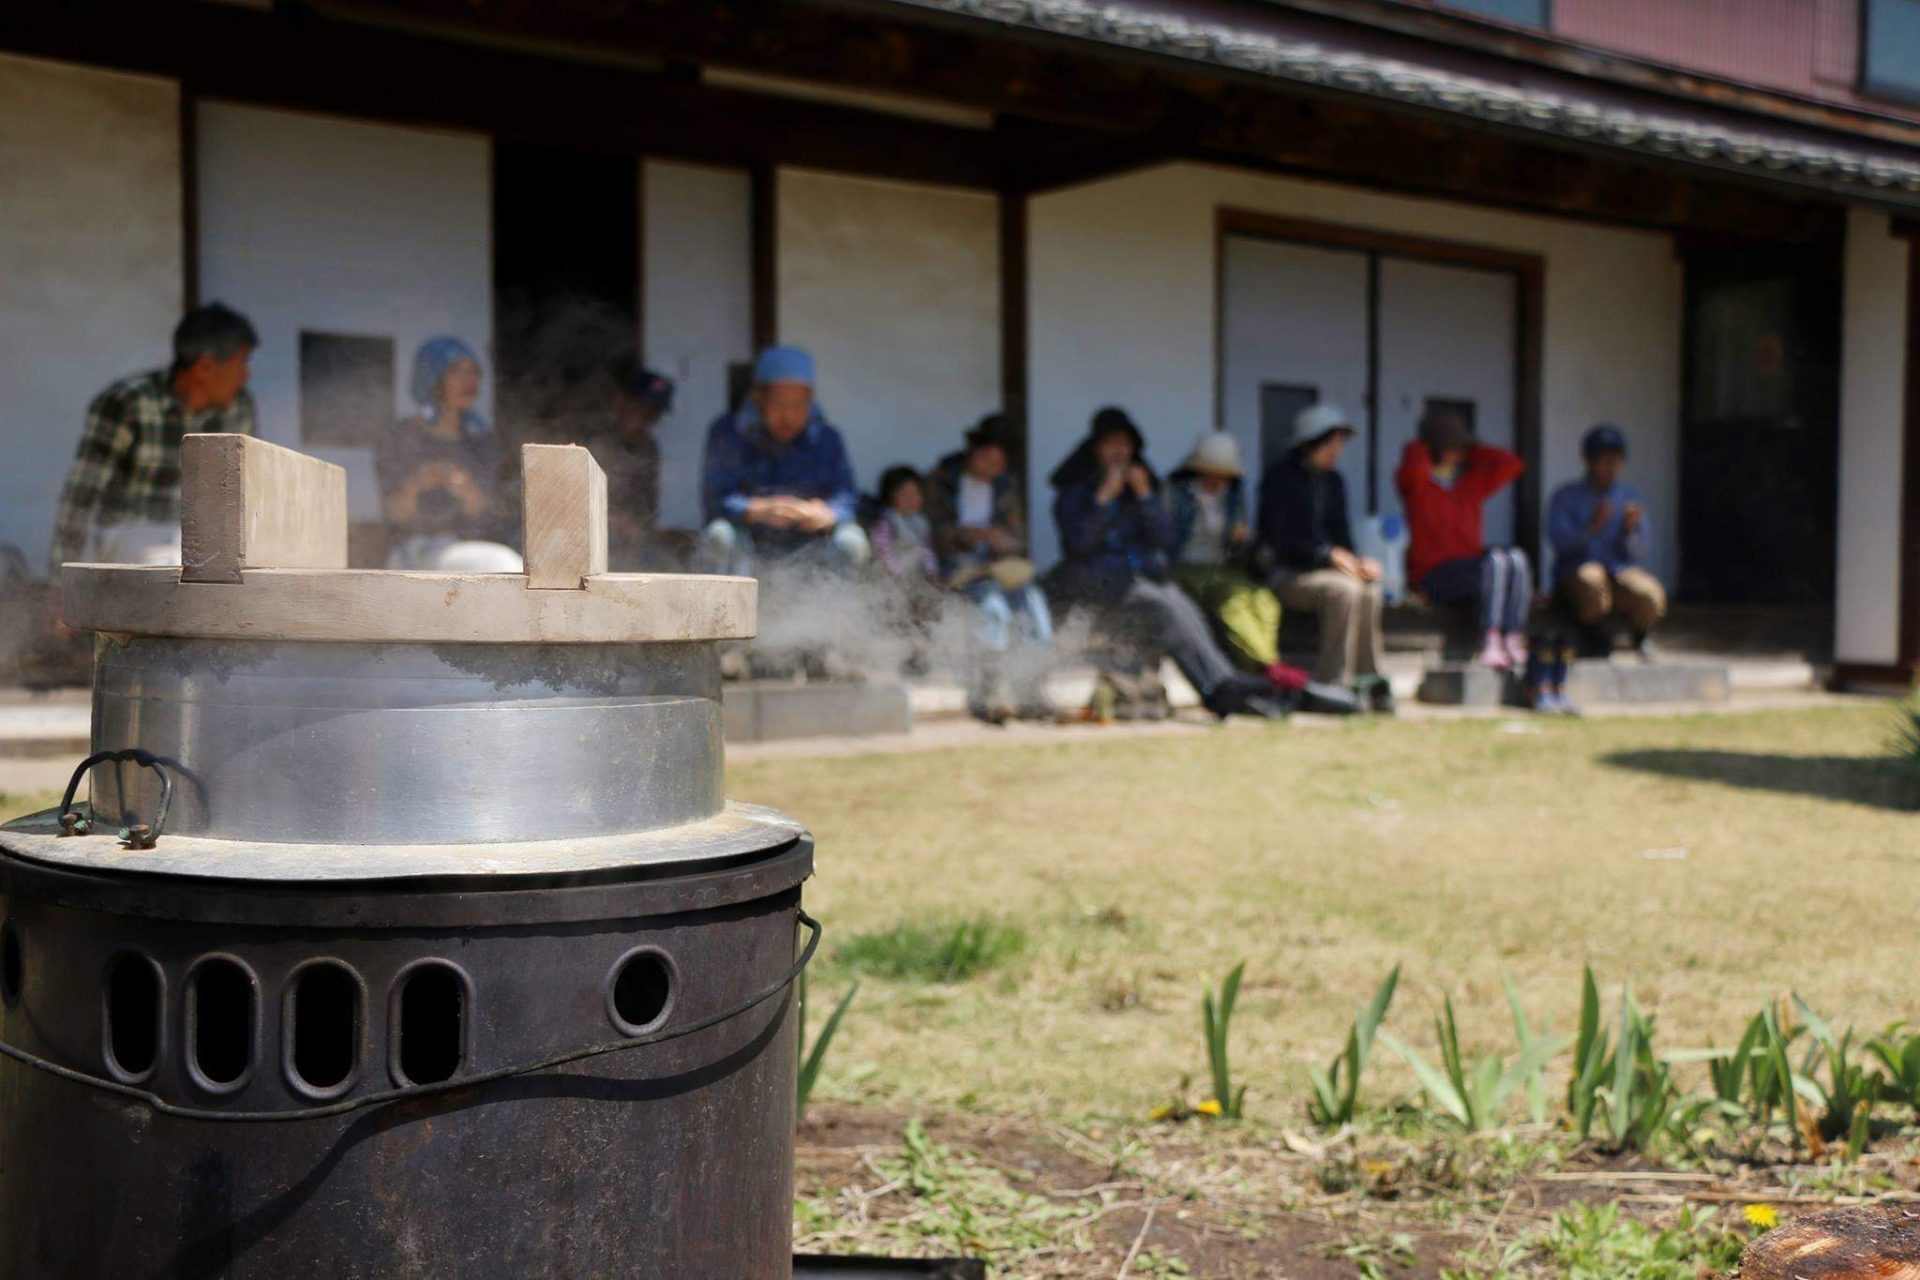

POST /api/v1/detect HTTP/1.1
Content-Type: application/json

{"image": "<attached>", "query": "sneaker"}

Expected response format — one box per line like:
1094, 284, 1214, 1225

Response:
968, 699, 1014, 726
1504, 632, 1530, 669
1530, 688, 1557, 713
1547, 691, 1582, 716
1632, 632, 1658, 664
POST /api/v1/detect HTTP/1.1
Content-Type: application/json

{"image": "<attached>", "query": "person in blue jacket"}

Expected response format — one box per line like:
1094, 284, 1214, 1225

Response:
698, 345, 870, 577
1050, 407, 1287, 720
1546, 424, 1667, 659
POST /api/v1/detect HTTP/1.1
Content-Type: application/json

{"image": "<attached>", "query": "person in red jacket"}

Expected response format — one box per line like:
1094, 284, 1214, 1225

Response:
1395, 410, 1531, 669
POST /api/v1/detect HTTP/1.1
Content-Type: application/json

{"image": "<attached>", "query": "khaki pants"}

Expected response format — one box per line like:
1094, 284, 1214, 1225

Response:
1560, 562, 1668, 633
1271, 568, 1385, 685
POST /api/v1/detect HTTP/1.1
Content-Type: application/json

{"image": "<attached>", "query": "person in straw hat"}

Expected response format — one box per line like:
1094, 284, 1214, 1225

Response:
1167, 431, 1285, 677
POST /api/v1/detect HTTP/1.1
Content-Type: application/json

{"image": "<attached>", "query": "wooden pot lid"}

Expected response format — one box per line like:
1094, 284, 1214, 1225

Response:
61, 436, 755, 644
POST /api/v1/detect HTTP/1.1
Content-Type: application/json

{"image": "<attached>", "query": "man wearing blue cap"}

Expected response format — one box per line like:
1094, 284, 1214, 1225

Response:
1547, 424, 1667, 659
698, 344, 869, 577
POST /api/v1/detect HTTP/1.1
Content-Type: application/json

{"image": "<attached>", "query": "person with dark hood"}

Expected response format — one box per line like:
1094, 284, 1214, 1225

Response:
926, 413, 1054, 722
1395, 408, 1529, 669
1257, 403, 1388, 705
1051, 407, 1288, 720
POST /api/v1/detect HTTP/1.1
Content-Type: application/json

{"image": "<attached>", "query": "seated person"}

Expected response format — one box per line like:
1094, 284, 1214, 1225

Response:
925, 414, 1055, 722
378, 337, 521, 572
1257, 405, 1388, 702
1548, 424, 1667, 659
588, 357, 675, 569
698, 345, 869, 577
868, 465, 943, 677
1050, 408, 1286, 720
1395, 409, 1530, 669
51, 302, 258, 572
1168, 431, 1285, 678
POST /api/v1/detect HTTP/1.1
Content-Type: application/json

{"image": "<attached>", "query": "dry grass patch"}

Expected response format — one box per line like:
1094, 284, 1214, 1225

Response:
735, 704, 1918, 1122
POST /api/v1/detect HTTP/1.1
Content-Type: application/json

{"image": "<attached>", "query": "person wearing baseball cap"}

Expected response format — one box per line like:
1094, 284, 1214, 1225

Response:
697, 343, 869, 578
1254, 404, 1389, 705
1167, 430, 1285, 678
1546, 423, 1666, 660
590, 355, 676, 568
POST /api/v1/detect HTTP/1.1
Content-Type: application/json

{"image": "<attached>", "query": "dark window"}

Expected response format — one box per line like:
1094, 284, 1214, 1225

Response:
1259, 383, 1319, 473
1423, 397, 1478, 433
299, 331, 395, 447
1863, 0, 1920, 103
1439, 0, 1547, 28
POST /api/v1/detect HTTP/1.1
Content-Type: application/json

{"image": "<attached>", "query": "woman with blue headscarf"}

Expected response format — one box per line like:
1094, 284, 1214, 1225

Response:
378, 337, 519, 570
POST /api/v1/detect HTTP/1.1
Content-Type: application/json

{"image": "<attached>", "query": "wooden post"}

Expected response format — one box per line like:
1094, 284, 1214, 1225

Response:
521, 444, 608, 589
1740, 1204, 1920, 1279
179, 434, 348, 583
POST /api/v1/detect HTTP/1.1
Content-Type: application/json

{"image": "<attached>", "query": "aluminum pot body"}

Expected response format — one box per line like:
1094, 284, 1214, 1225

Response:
0, 834, 809, 1280
87, 636, 723, 845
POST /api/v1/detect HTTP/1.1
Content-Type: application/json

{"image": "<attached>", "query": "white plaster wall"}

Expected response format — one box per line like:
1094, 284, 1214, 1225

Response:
0, 55, 182, 572
776, 169, 1000, 493
197, 102, 492, 520
1028, 163, 1684, 574
1835, 207, 1910, 666
642, 160, 754, 530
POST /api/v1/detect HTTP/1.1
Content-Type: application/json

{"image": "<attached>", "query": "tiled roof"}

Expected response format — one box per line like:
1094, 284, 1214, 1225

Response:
888, 0, 1920, 203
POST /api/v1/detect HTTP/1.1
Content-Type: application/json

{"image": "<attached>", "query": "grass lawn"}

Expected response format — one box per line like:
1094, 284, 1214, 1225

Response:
740, 702, 1918, 1124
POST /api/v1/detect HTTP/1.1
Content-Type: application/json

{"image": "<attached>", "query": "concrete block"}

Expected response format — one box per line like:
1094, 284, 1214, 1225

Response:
722, 681, 913, 742
1562, 660, 1730, 706
1417, 664, 1515, 707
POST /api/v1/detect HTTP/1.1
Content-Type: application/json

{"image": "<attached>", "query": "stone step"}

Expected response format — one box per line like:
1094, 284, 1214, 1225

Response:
1417, 658, 1734, 707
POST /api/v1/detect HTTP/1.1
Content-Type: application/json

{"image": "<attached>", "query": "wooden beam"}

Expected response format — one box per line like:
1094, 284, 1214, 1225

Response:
1902, 223, 1920, 673
292, 0, 1844, 241
751, 164, 778, 352
1, 0, 1846, 237
179, 435, 348, 584
0, 2, 1002, 189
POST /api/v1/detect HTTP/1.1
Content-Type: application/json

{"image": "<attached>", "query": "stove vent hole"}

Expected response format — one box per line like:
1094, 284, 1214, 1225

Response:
106, 952, 160, 1078
610, 950, 672, 1034
396, 964, 465, 1086
189, 958, 256, 1087
290, 963, 360, 1091
1, 922, 21, 1005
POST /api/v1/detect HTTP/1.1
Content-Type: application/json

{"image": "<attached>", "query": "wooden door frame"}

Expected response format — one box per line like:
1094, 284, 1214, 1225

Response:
1214, 208, 1546, 557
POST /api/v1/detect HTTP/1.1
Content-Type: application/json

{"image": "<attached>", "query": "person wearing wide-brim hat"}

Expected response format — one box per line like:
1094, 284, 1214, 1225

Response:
1254, 404, 1389, 705
1168, 431, 1286, 678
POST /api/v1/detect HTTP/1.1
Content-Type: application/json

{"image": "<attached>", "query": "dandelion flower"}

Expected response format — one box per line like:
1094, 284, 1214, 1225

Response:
1743, 1203, 1779, 1230
1195, 1098, 1224, 1117
1148, 1104, 1175, 1123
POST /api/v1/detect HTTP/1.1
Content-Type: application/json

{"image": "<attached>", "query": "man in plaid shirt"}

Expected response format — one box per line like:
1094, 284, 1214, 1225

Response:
48, 303, 259, 572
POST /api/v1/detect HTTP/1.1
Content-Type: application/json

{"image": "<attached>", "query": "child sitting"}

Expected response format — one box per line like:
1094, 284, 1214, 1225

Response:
868, 466, 941, 674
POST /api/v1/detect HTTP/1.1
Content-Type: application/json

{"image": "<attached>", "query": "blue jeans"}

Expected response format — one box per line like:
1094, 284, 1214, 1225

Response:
1423, 548, 1532, 632
964, 579, 1054, 652
697, 518, 871, 578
